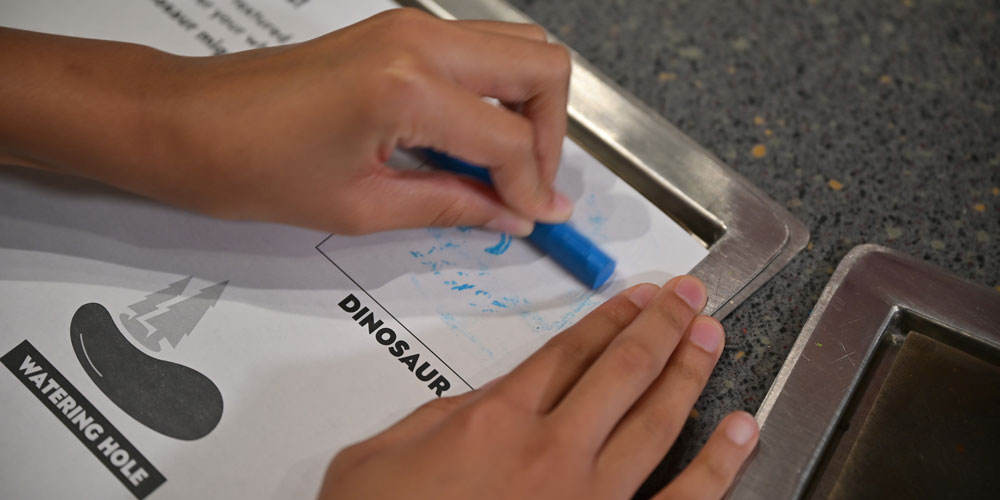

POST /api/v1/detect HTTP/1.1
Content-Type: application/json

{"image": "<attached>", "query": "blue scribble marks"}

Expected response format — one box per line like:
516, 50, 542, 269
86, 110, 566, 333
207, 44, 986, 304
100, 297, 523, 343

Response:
421, 260, 454, 275
404, 224, 608, 344
476, 295, 525, 314
443, 280, 475, 291
438, 309, 495, 360
484, 233, 512, 255
517, 291, 601, 333
583, 194, 610, 242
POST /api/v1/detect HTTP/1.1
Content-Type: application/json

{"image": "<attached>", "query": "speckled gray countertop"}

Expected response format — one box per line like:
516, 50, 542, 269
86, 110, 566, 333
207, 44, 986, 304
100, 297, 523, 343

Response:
507, 0, 998, 495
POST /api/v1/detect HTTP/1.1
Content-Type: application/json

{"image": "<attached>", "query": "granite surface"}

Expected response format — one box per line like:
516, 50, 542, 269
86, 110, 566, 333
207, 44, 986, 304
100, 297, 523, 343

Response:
507, 0, 999, 495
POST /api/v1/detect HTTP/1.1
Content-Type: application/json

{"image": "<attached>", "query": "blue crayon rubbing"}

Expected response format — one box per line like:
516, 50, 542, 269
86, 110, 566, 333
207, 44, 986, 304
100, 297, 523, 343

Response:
484, 233, 513, 255
420, 261, 442, 275
438, 309, 496, 359
421, 149, 616, 289
406, 223, 607, 350
514, 291, 599, 333
409, 276, 422, 291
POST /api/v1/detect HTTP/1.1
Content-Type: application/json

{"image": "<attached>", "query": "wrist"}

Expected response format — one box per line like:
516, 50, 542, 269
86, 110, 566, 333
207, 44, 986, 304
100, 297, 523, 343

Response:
0, 29, 196, 197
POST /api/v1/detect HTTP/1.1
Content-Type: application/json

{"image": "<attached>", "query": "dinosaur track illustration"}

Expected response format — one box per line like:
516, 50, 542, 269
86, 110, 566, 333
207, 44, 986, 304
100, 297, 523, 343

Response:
71, 303, 223, 440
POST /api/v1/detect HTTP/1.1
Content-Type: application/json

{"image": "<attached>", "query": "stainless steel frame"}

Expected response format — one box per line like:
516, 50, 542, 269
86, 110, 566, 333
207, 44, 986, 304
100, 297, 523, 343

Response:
405, 0, 809, 318
728, 244, 1000, 499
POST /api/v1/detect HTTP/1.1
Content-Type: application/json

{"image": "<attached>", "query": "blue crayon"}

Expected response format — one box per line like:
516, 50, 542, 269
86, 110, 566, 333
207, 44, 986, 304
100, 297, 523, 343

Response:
420, 148, 616, 289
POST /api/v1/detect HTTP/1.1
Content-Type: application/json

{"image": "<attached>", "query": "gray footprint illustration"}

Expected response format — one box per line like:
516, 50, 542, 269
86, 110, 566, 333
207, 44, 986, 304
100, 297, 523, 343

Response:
71, 303, 223, 440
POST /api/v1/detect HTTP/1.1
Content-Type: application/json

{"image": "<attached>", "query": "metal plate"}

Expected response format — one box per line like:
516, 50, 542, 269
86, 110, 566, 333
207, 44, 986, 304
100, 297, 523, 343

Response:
403, 0, 809, 318
728, 244, 1000, 499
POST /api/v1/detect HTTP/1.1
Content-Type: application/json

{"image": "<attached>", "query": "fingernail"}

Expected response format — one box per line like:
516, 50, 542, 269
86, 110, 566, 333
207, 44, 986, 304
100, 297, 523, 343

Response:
547, 191, 574, 221
673, 276, 707, 311
688, 318, 723, 353
725, 413, 758, 446
627, 283, 659, 309
484, 214, 534, 236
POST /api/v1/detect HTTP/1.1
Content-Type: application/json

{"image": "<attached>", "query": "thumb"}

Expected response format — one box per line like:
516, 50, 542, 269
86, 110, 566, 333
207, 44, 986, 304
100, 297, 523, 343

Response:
360, 168, 535, 235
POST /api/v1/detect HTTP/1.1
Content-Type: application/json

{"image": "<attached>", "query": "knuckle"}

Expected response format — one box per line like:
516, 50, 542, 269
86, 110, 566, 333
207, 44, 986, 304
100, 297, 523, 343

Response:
419, 394, 463, 415
594, 300, 639, 331
672, 357, 709, 387
366, 58, 429, 129
542, 336, 590, 367
700, 455, 731, 483
377, 56, 428, 102
612, 339, 660, 377
491, 120, 541, 200
455, 396, 510, 434
546, 43, 572, 79
428, 197, 469, 228
637, 406, 677, 441
376, 8, 433, 31
654, 295, 697, 335
496, 116, 535, 156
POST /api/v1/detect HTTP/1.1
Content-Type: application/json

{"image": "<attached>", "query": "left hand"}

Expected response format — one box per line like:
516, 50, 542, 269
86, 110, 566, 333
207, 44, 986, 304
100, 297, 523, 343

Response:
0, 11, 574, 236
319, 276, 758, 500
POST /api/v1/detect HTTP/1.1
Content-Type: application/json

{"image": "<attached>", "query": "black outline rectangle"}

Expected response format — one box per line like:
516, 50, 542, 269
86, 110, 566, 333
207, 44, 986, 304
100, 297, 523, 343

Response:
316, 235, 474, 391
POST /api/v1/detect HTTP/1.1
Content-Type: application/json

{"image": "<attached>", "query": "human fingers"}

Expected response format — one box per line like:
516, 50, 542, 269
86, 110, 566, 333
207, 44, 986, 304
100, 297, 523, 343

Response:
345, 167, 534, 235
549, 276, 708, 448
488, 283, 659, 412
653, 412, 759, 500
392, 14, 570, 217
434, 30, 569, 189
452, 20, 548, 42
390, 72, 571, 223
596, 316, 725, 488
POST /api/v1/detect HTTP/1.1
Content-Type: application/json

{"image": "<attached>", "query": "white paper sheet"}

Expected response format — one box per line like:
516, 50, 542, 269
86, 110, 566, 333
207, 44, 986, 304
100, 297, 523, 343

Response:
0, 1, 709, 498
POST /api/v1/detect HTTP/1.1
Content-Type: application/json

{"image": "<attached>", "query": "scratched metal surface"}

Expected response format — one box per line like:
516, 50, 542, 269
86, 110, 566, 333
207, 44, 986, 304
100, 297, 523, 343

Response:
729, 244, 1000, 499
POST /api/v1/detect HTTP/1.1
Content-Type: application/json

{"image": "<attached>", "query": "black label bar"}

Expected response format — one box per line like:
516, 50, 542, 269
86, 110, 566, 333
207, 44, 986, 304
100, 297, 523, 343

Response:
2, 340, 166, 499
